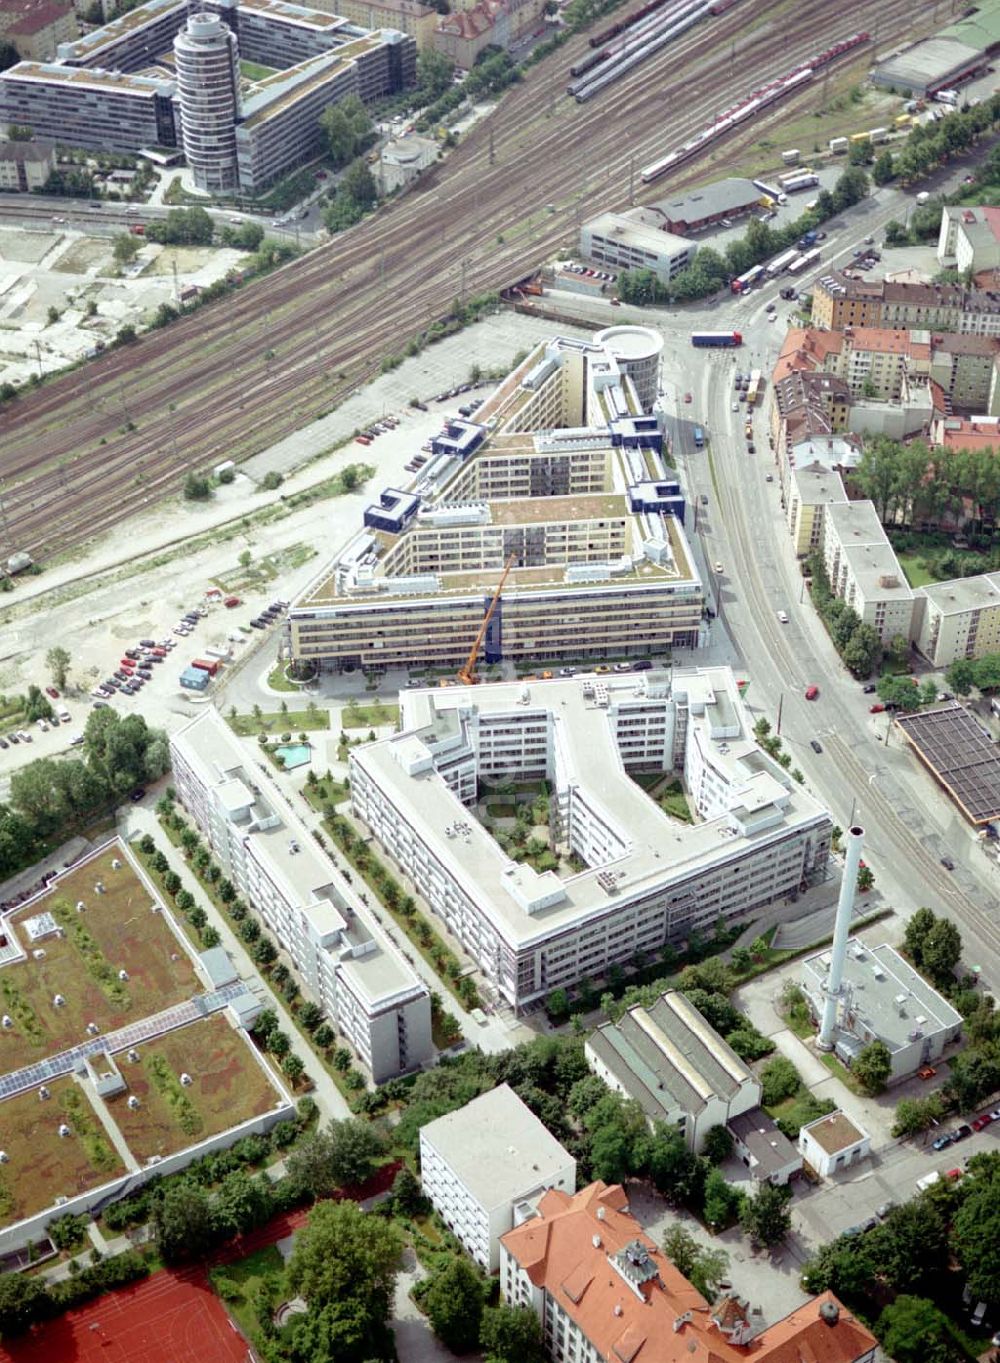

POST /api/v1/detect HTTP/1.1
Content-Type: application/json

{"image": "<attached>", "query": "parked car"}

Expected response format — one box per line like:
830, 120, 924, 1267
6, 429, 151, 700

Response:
931, 1132, 954, 1151
45, 686, 60, 699
862, 682, 877, 694
805, 685, 819, 700
971, 1113, 994, 1131
139, 638, 156, 647
870, 703, 885, 713
810, 739, 823, 753
941, 856, 956, 871
129, 787, 146, 803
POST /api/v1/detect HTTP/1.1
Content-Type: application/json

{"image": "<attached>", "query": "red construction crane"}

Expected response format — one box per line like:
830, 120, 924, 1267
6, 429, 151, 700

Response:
457, 553, 517, 686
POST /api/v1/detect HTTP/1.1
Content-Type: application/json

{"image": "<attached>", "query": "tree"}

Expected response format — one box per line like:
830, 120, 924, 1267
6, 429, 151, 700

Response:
213, 1168, 273, 1237
945, 656, 977, 696
760, 1056, 800, 1106
389, 1165, 426, 1218
903, 906, 936, 966
480, 1303, 545, 1363
46, 645, 71, 690
892, 1092, 944, 1137
151, 1180, 216, 1263
841, 623, 881, 678
740, 1181, 792, 1248
183, 471, 212, 500
661, 1225, 729, 1300
424, 1255, 487, 1353
0, 1269, 49, 1337
702, 1124, 734, 1165
113, 232, 140, 268
951, 1159, 1000, 1305
546, 986, 571, 1022
869, 1198, 948, 1292
832, 165, 869, 211
287, 1200, 403, 1318
922, 916, 962, 988
326, 1117, 386, 1187
320, 93, 372, 168
852, 1040, 892, 1094
872, 149, 896, 184
877, 1296, 964, 1363
703, 1168, 739, 1228
283, 1052, 305, 1083
417, 47, 454, 99
802, 1232, 876, 1300
340, 157, 377, 208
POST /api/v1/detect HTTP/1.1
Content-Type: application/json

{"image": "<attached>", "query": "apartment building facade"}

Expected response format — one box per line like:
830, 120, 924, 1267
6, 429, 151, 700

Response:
169, 709, 432, 1081
912, 571, 1000, 666
419, 1085, 576, 1271
812, 273, 1000, 336
0, 0, 78, 60
823, 499, 915, 644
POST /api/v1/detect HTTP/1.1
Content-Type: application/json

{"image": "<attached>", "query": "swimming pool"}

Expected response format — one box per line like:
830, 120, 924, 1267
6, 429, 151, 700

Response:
275, 743, 311, 769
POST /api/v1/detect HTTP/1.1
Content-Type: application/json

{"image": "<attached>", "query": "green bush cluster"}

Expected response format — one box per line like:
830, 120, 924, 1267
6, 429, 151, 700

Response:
61, 1089, 118, 1174
144, 1052, 203, 1138
51, 899, 131, 1010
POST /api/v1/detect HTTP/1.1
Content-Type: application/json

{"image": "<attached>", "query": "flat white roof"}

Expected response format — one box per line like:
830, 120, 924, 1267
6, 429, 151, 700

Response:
918, 570, 1000, 616
354, 669, 829, 950
420, 1083, 573, 1209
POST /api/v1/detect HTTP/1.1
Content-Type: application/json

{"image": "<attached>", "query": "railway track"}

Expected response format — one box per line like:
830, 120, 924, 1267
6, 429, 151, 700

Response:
0, 0, 938, 561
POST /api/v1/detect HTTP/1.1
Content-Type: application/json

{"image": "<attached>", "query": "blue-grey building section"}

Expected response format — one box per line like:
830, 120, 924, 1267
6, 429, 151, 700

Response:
484, 595, 503, 663
628, 476, 685, 525
430, 420, 486, 460
363, 487, 421, 534
180, 667, 210, 690
608, 415, 663, 453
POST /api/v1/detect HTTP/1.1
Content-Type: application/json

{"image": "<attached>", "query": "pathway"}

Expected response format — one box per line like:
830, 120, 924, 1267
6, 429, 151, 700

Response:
119, 806, 351, 1122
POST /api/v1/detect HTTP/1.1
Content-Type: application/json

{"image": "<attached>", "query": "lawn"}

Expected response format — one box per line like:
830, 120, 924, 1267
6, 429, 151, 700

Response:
894, 551, 939, 589
341, 702, 399, 730
229, 708, 331, 736
107, 1014, 284, 1163
210, 1244, 286, 1339
0, 1076, 125, 1226
765, 1088, 836, 1137
1, 844, 201, 1072
266, 661, 306, 693
240, 59, 278, 80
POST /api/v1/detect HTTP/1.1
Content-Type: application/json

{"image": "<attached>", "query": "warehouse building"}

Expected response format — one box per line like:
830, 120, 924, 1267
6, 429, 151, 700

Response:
170, 709, 433, 1081
419, 1086, 576, 1271
801, 939, 963, 1082
349, 669, 832, 1010
871, 35, 987, 96
651, 176, 761, 235
585, 990, 762, 1153
580, 210, 694, 284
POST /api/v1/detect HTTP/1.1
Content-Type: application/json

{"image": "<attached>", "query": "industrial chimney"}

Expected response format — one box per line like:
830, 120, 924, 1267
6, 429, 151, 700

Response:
817, 826, 864, 1051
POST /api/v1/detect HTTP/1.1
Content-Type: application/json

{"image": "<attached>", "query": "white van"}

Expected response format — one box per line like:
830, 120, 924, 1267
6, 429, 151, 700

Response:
57, 705, 71, 723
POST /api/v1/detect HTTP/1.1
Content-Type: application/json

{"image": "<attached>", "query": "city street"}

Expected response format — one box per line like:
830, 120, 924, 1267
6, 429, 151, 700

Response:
654, 166, 1000, 993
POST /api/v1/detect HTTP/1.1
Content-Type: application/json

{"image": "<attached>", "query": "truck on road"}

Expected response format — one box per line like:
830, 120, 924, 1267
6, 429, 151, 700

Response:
691, 331, 742, 348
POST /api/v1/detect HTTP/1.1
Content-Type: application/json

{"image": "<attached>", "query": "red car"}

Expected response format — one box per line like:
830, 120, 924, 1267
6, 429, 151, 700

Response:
870, 703, 885, 714
224, 596, 241, 608
805, 685, 819, 701
45, 686, 60, 699
684, 392, 693, 403
972, 1113, 994, 1131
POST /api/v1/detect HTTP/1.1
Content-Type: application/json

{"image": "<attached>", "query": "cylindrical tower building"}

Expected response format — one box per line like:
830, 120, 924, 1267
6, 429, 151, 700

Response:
593, 325, 664, 413
818, 825, 865, 1051
173, 13, 240, 194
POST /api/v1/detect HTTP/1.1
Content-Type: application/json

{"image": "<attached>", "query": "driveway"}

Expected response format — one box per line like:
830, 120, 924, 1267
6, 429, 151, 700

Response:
627, 1183, 810, 1325
391, 1248, 475, 1363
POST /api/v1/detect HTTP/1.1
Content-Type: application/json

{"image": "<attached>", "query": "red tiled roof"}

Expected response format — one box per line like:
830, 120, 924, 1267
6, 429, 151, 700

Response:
501, 1182, 877, 1363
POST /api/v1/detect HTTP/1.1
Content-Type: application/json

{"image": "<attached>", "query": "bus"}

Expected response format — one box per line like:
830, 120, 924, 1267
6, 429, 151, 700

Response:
788, 247, 821, 275
746, 369, 762, 406
766, 248, 799, 277
691, 331, 742, 347
731, 265, 764, 295
693, 426, 705, 447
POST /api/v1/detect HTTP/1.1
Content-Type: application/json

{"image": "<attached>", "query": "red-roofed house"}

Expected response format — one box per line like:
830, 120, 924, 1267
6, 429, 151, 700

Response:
0, 0, 77, 60
433, 0, 544, 66
501, 1181, 878, 1363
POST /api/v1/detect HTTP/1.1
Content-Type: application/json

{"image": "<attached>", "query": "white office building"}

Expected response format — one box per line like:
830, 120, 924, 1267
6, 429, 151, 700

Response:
170, 710, 432, 1081
419, 1084, 576, 1272
801, 939, 963, 1083
580, 209, 695, 285
349, 668, 832, 1010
